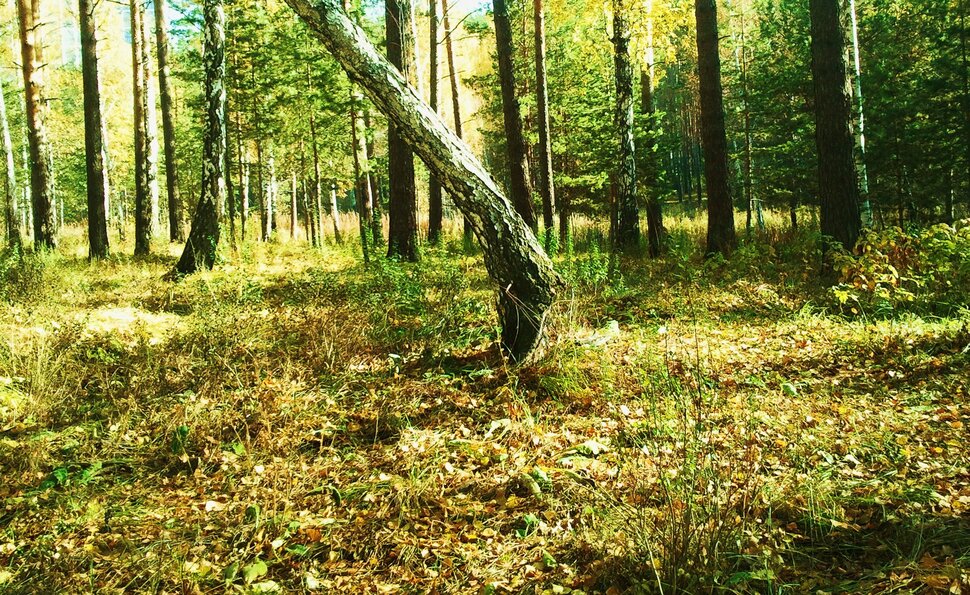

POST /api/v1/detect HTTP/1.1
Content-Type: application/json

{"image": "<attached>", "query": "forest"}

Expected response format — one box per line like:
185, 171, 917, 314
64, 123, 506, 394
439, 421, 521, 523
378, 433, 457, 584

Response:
0, 0, 968, 591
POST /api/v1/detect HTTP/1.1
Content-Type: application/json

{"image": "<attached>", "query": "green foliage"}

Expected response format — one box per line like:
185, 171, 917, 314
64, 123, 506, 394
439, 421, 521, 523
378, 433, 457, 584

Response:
0, 249, 58, 304
831, 222, 970, 316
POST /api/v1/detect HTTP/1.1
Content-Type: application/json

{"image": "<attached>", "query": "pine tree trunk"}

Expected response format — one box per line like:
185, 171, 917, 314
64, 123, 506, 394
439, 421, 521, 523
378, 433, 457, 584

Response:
255, 136, 265, 240
442, 0, 473, 243
960, 0, 969, 210
286, 0, 562, 362
612, 0, 639, 250
155, 0, 184, 242
695, 0, 736, 256
350, 96, 372, 263
16, 0, 55, 249
130, 0, 151, 255
364, 109, 384, 246
427, 0, 443, 244
810, 0, 861, 256
79, 0, 109, 259
493, 0, 536, 230
236, 109, 247, 242
290, 172, 298, 239
534, 0, 556, 252
224, 103, 236, 247
308, 110, 328, 244
640, 69, 664, 257
1, 77, 20, 249
175, 0, 225, 275
386, 0, 419, 261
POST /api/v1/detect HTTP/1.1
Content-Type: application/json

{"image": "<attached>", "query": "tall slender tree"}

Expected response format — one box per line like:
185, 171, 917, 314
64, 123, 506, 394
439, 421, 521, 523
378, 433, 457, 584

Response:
1, 79, 19, 249
350, 92, 373, 263
810, 0, 860, 254
695, 0, 736, 256
175, 0, 226, 274
641, 67, 664, 257
130, 0, 151, 255
155, 0, 184, 242
441, 0, 472, 243
493, 0, 536, 230
848, 0, 871, 228
612, 0, 639, 250
16, 0, 55, 249
427, 0, 443, 244
79, 0, 109, 259
534, 0, 556, 251
137, 3, 161, 236
386, 0, 420, 260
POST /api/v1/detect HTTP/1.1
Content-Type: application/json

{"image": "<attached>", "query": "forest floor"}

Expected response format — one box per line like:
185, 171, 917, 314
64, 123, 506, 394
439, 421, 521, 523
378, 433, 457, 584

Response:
0, 222, 968, 594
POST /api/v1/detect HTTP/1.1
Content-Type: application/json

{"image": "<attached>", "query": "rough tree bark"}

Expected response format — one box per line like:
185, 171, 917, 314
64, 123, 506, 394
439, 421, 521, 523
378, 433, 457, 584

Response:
79, 0, 109, 259
640, 69, 664, 257
534, 0, 556, 252
130, 0, 152, 255
139, 3, 160, 236
175, 0, 225, 274
285, 0, 561, 362
427, 0, 443, 244
386, 0, 419, 261
364, 108, 384, 245
810, 0, 861, 255
442, 0, 473, 243
612, 0, 639, 250
155, 0, 184, 242
493, 0, 536, 230
1, 78, 20, 249
350, 95, 372, 263
695, 0, 736, 256
16, 0, 55, 249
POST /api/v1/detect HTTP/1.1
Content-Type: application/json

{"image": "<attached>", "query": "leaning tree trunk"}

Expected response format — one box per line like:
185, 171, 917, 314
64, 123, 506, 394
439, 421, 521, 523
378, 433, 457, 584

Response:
175, 0, 225, 275
810, 0, 860, 255
1, 77, 20, 249
493, 0, 536, 231
155, 0, 184, 242
130, 0, 151, 255
534, 0, 556, 252
695, 0, 736, 256
285, 0, 562, 362
612, 0, 639, 251
16, 0, 55, 249
79, 0, 109, 259
427, 0, 443, 244
386, 0, 419, 261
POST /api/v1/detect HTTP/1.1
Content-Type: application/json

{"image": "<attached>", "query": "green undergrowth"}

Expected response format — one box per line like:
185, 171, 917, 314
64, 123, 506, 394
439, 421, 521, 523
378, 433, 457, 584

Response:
0, 222, 967, 594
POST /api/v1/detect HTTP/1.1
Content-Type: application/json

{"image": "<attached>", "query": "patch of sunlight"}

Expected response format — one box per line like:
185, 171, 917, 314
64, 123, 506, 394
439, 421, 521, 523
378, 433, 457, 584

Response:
78, 307, 183, 340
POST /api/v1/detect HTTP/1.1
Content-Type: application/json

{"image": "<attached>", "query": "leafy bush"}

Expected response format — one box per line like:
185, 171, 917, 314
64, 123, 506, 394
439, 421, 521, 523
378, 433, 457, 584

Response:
831, 222, 970, 316
0, 248, 57, 304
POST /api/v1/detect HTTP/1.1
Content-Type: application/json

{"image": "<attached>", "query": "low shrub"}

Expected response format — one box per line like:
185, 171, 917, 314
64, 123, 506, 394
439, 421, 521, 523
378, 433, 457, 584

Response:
831, 222, 970, 316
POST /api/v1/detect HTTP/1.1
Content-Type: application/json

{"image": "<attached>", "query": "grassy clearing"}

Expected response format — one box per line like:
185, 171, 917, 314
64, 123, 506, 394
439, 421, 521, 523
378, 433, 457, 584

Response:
0, 218, 968, 594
